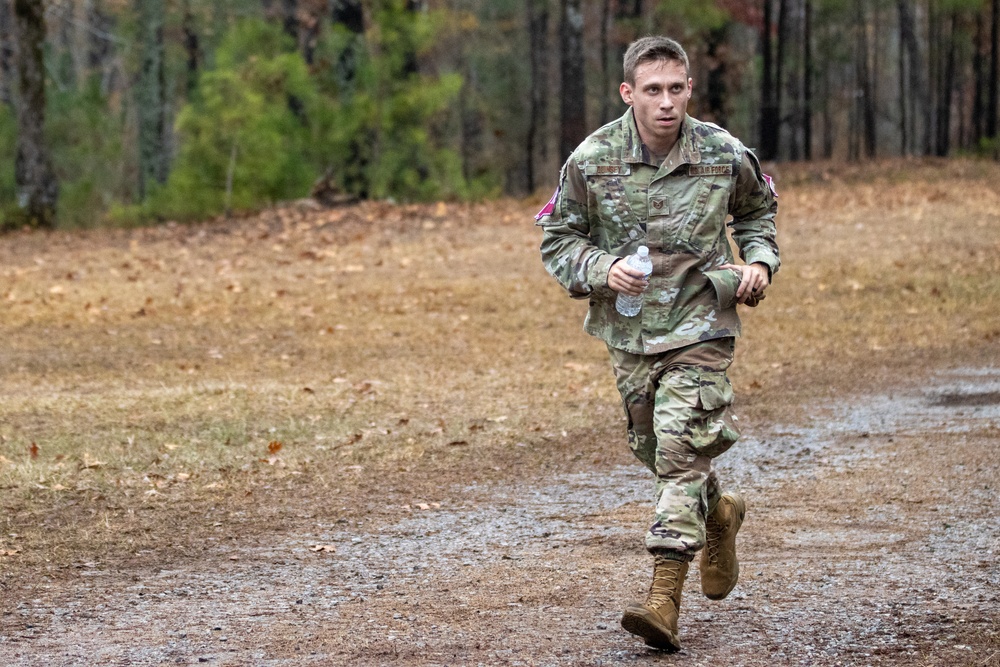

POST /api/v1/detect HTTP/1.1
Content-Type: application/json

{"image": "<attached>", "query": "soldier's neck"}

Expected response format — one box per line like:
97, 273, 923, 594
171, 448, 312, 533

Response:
645, 137, 680, 168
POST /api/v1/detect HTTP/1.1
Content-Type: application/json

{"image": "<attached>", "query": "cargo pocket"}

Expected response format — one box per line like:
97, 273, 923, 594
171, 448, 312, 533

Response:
699, 371, 734, 410
692, 371, 741, 458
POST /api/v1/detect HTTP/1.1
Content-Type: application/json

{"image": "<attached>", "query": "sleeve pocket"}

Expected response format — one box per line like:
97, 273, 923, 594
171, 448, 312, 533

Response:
699, 371, 734, 411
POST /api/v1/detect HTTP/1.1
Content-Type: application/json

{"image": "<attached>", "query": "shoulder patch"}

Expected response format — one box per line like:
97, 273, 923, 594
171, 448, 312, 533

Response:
689, 164, 733, 177
534, 187, 560, 220
763, 173, 778, 198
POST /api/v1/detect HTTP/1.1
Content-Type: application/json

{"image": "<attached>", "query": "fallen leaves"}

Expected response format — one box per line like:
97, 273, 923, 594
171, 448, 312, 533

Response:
402, 502, 441, 511
268, 441, 283, 455
29, 443, 38, 460
309, 544, 337, 553
80, 454, 106, 470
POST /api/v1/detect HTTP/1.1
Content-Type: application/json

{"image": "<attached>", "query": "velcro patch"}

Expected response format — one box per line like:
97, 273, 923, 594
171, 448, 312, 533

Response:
763, 172, 778, 198
534, 187, 559, 220
585, 163, 631, 176
689, 164, 733, 176
648, 196, 670, 216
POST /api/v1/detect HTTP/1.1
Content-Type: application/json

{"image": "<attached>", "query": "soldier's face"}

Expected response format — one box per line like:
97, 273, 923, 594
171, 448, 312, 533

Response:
619, 59, 692, 153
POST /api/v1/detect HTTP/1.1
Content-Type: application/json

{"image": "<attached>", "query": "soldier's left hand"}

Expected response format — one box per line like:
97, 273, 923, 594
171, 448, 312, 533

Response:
720, 262, 770, 305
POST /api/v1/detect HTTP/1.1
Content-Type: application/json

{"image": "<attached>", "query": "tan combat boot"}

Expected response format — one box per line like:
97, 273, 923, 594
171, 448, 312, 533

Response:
700, 492, 746, 600
620, 558, 689, 652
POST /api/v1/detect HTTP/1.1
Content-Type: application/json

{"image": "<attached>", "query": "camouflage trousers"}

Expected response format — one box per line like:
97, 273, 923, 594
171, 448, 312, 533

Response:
608, 337, 741, 559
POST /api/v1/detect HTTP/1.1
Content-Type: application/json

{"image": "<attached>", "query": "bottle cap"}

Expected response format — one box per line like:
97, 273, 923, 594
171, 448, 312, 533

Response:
637, 246, 649, 257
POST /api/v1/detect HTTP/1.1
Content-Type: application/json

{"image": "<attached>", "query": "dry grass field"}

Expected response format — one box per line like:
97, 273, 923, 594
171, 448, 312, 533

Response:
1, 159, 998, 666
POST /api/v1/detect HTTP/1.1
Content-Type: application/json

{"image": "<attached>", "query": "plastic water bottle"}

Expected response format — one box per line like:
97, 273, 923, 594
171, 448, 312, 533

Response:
615, 246, 653, 317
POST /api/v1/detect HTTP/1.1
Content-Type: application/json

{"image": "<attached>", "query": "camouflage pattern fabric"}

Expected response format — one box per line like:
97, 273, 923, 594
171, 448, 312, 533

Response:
536, 108, 779, 355
608, 337, 740, 557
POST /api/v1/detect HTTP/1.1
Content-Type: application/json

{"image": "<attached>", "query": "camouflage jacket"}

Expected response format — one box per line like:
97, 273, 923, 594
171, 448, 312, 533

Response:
536, 109, 780, 355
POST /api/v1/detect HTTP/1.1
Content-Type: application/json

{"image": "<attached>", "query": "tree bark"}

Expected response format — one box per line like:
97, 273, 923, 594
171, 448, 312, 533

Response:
73, 0, 95, 89
182, 0, 200, 97
775, 0, 787, 157
136, 0, 168, 199
323, 0, 368, 198
0, 0, 16, 108
11, 0, 58, 228
559, 0, 586, 162
898, 0, 930, 154
759, 0, 779, 160
705, 25, 729, 129
599, 0, 614, 124
899, 5, 908, 154
802, 0, 814, 160
526, 0, 550, 191
936, 12, 957, 155
988, 0, 999, 138
856, 0, 876, 158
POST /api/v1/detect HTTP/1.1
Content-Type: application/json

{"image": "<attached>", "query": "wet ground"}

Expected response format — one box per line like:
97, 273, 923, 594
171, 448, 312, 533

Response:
3, 367, 998, 666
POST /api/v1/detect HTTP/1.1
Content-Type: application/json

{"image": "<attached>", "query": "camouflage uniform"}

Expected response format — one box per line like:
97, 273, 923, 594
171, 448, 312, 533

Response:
537, 108, 779, 559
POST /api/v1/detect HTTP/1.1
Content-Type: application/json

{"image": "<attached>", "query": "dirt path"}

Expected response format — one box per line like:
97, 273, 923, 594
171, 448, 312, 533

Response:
3, 366, 998, 666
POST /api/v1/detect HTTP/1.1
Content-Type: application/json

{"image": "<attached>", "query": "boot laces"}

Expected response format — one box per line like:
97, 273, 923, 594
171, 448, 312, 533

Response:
646, 565, 681, 609
705, 513, 722, 565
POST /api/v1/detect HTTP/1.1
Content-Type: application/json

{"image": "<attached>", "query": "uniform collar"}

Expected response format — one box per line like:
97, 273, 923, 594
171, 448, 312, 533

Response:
621, 109, 702, 166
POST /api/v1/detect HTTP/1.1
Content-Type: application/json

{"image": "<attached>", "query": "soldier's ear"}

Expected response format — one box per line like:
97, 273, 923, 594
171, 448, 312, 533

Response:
619, 82, 634, 106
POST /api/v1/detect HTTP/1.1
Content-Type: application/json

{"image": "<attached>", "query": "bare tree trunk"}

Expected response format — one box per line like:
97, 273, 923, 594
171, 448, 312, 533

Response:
898, 0, 930, 154
899, 6, 908, 154
857, 0, 876, 158
775, 0, 787, 157
759, 0, 779, 159
0, 0, 15, 107
136, 0, 168, 199
936, 12, 957, 155
73, 0, 95, 89
526, 0, 550, 191
560, 0, 586, 162
11, 0, 58, 228
803, 0, 813, 159
182, 0, 200, 97
705, 24, 729, 129
326, 0, 368, 198
988, 0, 999, 138
922, 1, 934, 155
973, 11, 985, 142
822, 56, 833, 158
599, 0, 614, 124
459, 59, 481, 187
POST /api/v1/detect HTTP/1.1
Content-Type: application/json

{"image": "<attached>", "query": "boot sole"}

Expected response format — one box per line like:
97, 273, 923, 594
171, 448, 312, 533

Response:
620, 608, 681, 652
702, 493, 747, 601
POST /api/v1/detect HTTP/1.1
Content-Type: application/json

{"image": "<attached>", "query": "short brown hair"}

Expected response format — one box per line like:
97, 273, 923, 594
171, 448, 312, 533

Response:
623, 36, 689, 84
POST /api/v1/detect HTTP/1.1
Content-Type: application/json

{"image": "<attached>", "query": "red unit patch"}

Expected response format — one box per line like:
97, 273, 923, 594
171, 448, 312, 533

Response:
535, 187, 559, 220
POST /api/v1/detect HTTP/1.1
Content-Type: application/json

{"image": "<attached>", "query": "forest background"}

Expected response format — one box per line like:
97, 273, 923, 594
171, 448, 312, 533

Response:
1, 0, 999, 230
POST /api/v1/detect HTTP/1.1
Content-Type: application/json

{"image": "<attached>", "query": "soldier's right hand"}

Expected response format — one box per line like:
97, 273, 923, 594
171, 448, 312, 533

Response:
608, 259, 649, 296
